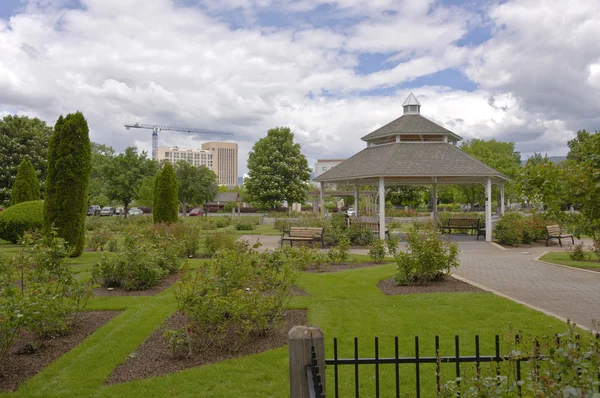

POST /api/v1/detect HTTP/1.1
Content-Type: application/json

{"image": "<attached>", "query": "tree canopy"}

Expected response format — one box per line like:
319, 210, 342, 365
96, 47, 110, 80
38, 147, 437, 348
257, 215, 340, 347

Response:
11, 157, 40, 205
103, 147, 156, 216
245, 127, 311, 209
89, 143, 115, 205
0, 115, 52, 206
43, 112, 92, 257
174, 161, 218, 214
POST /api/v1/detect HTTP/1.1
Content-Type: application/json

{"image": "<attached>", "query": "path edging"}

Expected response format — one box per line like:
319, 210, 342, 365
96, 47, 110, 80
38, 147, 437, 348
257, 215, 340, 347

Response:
534, 251, 600, 275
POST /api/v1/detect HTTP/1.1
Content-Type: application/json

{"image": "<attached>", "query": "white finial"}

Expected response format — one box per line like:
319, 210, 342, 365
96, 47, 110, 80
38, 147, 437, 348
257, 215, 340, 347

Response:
403, 93, 421, 115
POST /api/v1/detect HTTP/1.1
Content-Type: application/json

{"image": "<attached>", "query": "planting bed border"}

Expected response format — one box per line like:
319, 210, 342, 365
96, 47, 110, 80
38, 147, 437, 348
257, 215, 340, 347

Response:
377, 275, 485, 295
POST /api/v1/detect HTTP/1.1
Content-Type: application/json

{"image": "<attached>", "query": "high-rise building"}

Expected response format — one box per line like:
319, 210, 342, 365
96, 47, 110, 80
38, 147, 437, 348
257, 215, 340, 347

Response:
201, 142, 238, 187
157, 146, 214, 168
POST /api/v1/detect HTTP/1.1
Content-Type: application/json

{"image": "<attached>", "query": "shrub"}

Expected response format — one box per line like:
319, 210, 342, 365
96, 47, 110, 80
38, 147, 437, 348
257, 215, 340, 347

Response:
151, 223, 198, 257
44, 112, 92, 257
347, 223, 374, 245
386, 234, 401, 257
223, 201, 238, 213
87, 229, 112, 251
107, 238, 119, 252
368, 239, 386, 263
494, 212, 524, 246
92, 233, 180, 290
328, 237, 350, 264
568, 242, 590, 261
11, 157, 40, 205
85, 216, 103, 231
0, 200, 44, 243
274, 218, 292, 231
234, 220, 256, 231
395, 230, 459, 285
215, 217, 231, 228
172, 243, 299, 354
153, 163, 178, 224
202, 231, 237, 257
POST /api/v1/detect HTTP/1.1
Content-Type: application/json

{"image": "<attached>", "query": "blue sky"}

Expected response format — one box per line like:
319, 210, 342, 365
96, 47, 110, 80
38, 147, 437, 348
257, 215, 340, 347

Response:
1, 0, 599, 174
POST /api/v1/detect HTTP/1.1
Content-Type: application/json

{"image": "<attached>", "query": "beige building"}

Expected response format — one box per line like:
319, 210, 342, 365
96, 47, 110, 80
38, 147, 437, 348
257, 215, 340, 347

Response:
201, 142, 238, 187
158, 142, 238, 187
314, 159, 345, 177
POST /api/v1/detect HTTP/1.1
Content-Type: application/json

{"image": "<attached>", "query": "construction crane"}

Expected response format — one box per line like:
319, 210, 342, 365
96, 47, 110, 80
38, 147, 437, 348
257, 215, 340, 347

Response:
124, 122, 234, 161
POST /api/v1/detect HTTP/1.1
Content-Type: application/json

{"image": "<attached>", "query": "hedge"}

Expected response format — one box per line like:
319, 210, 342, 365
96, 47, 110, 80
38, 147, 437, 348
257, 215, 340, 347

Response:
0, 200, 44, 243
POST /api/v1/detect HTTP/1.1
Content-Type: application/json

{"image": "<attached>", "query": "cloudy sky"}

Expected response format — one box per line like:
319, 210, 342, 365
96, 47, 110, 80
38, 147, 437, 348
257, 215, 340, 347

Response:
1, 0, 599, 175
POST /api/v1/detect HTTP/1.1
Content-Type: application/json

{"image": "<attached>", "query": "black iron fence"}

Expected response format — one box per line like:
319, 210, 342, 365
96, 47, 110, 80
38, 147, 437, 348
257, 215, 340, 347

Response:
321, 333, 600, 398
307, 345, 325, 398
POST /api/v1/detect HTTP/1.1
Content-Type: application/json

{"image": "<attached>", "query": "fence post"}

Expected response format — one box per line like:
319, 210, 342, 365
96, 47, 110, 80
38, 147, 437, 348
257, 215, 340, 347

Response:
289, 325, 326, 398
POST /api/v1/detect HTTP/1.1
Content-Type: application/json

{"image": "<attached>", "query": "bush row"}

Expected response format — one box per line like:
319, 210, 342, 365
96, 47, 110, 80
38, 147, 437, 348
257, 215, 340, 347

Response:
494, 211, 549, 246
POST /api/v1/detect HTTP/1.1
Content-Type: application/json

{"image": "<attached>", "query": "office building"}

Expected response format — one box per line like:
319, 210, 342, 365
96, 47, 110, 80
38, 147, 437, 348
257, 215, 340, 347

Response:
201, 142, 238, 187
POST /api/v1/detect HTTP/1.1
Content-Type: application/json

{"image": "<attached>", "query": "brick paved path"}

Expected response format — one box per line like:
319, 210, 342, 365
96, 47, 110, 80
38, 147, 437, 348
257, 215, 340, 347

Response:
453, 240, 600, 330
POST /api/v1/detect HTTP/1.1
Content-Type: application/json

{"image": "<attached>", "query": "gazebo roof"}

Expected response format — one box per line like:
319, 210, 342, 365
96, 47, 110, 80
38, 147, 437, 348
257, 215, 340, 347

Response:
313, 142, 509, 185
361, 114, 462, 143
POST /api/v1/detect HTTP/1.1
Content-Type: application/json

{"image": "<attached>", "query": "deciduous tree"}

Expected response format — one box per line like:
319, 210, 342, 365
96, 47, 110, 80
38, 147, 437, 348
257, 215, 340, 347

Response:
104, 147, 156, 217
0, 115, 52, 206
11, 157, 40, 205
174, 161, 218, 215
245, 127, 311, 209
43, 112, 92, 257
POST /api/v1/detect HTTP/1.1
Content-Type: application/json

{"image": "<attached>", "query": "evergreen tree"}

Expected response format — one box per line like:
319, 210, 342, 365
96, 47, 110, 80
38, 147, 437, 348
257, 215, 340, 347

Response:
153, 162, 179, 223
11, 157, 40, 205
43, 112, 92, 257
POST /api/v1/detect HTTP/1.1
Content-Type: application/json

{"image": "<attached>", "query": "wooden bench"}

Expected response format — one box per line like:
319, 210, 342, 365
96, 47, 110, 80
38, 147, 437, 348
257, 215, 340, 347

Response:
281, 227, 325, 248
351, 218, 390, 239
441, 218, 480, 235
545, 225, 574, 247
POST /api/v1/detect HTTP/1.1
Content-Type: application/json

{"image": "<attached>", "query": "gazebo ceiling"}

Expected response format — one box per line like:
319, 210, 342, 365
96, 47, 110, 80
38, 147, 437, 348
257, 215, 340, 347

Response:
313, 142, 509, 185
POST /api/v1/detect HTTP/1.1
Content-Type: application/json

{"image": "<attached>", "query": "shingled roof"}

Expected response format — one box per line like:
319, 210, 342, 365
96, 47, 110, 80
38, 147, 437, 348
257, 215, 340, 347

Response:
361, 114, 462, 142
313, 143, 509, 184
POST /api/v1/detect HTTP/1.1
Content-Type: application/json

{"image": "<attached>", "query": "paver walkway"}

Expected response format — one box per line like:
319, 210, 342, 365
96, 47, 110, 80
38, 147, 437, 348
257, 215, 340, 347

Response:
242, 234, 600, 330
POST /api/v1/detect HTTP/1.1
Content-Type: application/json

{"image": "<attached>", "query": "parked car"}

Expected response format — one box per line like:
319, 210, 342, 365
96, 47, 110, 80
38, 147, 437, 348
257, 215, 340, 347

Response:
87, 205, 101, 216
128, 207, 143, 216
346, 207, 355, 217
100, 206, 114, 216
115, 207, 124, 216
188, 207, 204, 216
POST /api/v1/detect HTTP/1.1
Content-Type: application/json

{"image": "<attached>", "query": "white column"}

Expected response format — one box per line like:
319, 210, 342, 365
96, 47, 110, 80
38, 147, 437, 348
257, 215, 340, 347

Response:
320, 182, 325, 218
486, 178, 492, 242
500, 183, 505, 215
354, 185, 359, 218
432, 180, 438, 233
378, 177, 385, 239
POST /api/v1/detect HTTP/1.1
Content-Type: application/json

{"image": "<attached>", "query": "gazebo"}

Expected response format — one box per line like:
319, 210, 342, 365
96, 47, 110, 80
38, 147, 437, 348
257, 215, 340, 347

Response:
313, 93, 509, 241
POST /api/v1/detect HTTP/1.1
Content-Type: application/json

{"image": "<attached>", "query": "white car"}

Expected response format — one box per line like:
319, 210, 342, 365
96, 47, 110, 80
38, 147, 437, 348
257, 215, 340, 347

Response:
346, 207, 355, 216
128, 207, 143, 216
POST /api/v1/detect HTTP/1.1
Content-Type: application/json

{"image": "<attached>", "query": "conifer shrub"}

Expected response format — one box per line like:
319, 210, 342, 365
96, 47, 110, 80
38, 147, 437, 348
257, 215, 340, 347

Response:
0, 200, 44, 243
11, 157, 40, 205
43, 112, 92, 257
153, 163, 178, 224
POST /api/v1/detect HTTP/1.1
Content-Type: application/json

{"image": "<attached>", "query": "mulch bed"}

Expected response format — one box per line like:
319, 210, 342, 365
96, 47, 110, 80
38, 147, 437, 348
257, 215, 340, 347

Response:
106, 309, 308, 384
93, 272, 180, 296
377, 276, 485, 295
304, 261, 393, 273
0, 311, 119, 392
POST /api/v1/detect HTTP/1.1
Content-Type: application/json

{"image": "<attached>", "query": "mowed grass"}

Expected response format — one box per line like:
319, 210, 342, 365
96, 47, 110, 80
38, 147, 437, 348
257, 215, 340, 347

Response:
0, 243, 570, 398
540, 251, 600, 270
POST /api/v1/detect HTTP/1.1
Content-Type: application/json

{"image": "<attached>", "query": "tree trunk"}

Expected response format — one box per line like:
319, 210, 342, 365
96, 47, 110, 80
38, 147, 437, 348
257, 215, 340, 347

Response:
124, 202, 129, 219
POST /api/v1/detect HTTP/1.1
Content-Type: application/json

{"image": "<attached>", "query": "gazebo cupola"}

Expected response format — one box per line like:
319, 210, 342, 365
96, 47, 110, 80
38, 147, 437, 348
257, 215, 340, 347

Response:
362, 93, 462, 146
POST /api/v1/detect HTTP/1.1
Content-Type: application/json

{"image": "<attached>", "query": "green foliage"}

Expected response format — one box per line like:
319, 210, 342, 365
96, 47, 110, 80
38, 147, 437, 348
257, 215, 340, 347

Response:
368, 239, 387, 263
153, 162, 179, 224
151, 222, 200, 258
0, 115, 52, 206
385, 234, 401, 257
87, 228, 112, 251
0, 200, 44, 243
395, 230, 459, 285
439, 323, 600, 397
346, 223, 374, 245
223, 201, 238, 212
92, 229, 183, 290
0, 232, 91, 363
385, 186, 426, 207
43, 112, 92, 257
234, 219, 256, 231
88, 143, 115, 205
245, 127, 311, 208
11, 157, 40, 205
175, 161, 218, 214
172, 242, 299, 353
494, 212, 547, 246
202, 231, 237, 257
215, 217, 231, 228
104, 147, 156, 216
567, 242, 590, 261
328, 237, 350, 264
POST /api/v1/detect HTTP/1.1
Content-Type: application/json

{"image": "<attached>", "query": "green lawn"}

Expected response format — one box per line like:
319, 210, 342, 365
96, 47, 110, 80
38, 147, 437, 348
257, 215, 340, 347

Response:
539, 251, 600, 270
0, 251, 569, 397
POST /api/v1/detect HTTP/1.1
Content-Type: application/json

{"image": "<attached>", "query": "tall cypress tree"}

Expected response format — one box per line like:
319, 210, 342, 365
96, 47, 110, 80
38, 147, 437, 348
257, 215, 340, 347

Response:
43, 112, 92, 257
153, 162, 179, 224
11, 157, 40, 205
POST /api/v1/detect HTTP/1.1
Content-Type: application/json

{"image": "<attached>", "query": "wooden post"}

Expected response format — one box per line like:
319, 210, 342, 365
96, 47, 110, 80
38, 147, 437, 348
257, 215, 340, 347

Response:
289, 326, 326, 398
